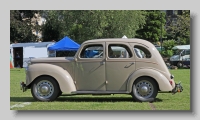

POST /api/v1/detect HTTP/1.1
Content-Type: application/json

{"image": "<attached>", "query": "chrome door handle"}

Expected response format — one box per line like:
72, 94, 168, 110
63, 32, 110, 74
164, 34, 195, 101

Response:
125, 62, 134, 68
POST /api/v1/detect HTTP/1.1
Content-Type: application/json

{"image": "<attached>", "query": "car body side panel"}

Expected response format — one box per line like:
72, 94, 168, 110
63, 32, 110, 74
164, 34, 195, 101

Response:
74, 61, 106, 91
127, 68, 175, 92
105, 61, 135, 91
26, 63, 76, 93
129, 42, 170, 75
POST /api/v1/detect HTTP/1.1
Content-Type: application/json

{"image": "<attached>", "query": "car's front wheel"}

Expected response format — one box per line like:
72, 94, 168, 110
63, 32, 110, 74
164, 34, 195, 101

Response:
31, 76, 60, 101
131, 77, 158, 102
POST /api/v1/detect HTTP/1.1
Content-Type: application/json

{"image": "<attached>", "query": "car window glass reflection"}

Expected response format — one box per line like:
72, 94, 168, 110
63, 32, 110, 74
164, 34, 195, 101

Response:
108, 44, 132, 58
80, 45, 103, 58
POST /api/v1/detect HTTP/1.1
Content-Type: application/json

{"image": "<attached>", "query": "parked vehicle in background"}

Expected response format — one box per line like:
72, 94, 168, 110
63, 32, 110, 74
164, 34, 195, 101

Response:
170, 45, 190, 67
10, 42, 55, 68
154, 45, 165, 52
20, 38, 183, 102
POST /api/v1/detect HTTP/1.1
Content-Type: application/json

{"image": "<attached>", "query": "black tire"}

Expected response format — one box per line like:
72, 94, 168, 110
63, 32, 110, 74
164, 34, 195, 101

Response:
31, 76, 60, 101
57, 91, 62, 98
132, 77, 158, 102
177, 62, 183, 68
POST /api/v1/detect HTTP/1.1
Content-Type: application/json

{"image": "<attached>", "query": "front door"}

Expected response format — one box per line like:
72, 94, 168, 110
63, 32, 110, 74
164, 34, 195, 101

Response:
105, 42, 136, 91
74, 42, 106, 91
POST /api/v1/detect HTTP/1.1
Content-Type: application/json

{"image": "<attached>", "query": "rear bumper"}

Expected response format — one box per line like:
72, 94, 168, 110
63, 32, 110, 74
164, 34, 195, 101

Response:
171, 81, 183, 94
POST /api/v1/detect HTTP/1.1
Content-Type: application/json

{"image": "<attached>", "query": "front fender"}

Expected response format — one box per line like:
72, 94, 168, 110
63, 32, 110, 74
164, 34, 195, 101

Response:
127, 68, 174, 92
26, 63, 76, 93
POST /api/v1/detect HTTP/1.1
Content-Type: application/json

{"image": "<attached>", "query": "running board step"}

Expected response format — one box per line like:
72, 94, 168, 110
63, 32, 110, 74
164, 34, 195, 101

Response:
71, 91, 130, 94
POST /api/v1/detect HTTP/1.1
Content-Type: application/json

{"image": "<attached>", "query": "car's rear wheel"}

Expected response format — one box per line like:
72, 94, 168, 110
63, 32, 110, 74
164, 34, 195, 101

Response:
132, 77, 158, 102
31, 76, 60, 101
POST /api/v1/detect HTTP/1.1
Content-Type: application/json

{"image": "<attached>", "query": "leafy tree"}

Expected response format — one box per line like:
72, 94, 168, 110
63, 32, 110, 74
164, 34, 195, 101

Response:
166, 10, 190, 45
135, 10, 166, 43
10, 10, 41, 43
161, 39, 177, 57
41, 10, 146, 44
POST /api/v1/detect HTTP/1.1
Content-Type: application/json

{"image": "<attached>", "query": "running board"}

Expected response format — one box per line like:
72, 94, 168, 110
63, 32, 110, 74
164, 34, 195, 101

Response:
71, 91, 130, 95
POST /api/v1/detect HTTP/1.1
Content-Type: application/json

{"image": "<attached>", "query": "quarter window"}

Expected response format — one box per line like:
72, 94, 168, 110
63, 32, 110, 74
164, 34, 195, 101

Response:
80, 44, 103, 58
134, 45, 151, 58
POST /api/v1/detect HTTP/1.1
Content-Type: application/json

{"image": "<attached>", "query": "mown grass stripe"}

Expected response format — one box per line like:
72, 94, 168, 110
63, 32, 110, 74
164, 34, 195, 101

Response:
10, 102, 31, 109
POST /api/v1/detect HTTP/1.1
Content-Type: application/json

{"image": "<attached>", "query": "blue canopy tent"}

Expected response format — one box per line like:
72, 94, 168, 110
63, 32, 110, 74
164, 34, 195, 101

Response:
48, 36, 80, 51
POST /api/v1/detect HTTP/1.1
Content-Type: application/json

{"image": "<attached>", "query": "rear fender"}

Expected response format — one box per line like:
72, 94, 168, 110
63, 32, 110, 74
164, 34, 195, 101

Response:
26, 63, 76, 93
127, 68, 174, 92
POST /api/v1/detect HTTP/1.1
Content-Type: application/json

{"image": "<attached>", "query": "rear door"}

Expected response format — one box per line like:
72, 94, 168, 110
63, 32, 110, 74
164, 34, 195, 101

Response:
105, 42, 136, 91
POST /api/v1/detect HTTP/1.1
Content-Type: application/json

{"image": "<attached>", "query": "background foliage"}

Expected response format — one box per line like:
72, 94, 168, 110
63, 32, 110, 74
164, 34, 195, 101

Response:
165, 10, 190, 45
10, 10, 190, 57
41, 10, 146, 44
10, 10, 41, 43
135, 10, 166, 43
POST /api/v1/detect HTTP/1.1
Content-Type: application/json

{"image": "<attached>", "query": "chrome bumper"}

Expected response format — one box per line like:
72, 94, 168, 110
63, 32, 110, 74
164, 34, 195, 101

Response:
20, 81, 27, 92
172, 81, 183, 94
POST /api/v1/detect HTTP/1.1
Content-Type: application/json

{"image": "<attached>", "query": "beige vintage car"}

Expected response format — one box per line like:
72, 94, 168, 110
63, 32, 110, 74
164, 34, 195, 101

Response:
20, 38, 183, 102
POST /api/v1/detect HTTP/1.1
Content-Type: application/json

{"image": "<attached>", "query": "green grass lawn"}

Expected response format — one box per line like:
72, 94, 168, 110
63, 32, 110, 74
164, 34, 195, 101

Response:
10, 68, 190, 110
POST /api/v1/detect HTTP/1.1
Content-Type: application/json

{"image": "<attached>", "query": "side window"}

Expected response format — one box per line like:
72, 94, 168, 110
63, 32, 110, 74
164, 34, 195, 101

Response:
134, 45, 151, 58
108, 44, 132, 58
80, 44, 103, 58
185, 49, 190, 55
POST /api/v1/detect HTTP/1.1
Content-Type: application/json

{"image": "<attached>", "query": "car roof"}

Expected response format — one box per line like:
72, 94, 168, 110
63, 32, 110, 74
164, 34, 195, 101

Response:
82, 38, 153, 46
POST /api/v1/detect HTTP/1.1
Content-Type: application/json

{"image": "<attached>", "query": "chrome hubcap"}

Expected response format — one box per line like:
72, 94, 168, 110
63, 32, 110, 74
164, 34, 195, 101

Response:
135, 80, 154, 98
141, 86, 148, 93
35, 80, 54, 98
40, 86, 49, 94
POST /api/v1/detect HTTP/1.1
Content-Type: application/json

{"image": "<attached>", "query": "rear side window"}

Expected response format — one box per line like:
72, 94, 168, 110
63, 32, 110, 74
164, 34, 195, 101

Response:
134, 45, 151, 58
108, 44, 132, 58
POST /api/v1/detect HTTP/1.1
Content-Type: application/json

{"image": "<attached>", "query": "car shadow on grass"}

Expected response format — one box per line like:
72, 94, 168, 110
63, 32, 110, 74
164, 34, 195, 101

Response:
57, 96, 163, 103
10, 96, 163, 103
10, 97, 36, 102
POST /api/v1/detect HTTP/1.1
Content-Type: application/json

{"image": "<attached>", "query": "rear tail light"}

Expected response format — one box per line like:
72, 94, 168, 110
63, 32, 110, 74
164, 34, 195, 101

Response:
169, 80, 173, 85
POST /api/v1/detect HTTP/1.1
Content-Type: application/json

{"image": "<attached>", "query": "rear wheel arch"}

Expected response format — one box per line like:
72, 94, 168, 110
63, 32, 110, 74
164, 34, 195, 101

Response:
133, 76, 160, 91
127, 69, 164, 92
